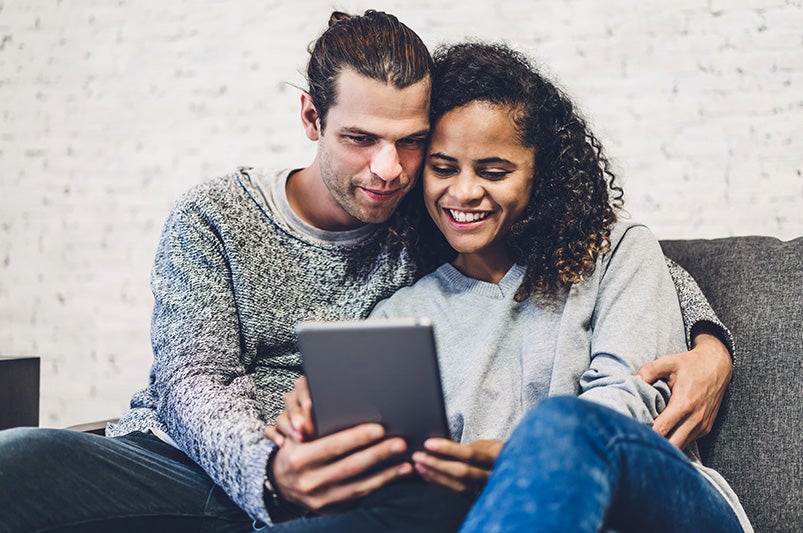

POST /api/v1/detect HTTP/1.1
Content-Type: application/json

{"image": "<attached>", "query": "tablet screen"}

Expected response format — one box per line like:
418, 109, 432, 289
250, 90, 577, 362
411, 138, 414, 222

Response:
296, 318, 449, 451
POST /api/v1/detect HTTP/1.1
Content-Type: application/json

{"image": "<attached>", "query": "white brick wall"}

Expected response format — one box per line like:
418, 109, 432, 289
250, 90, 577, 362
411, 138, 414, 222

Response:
1, 0, 801, 426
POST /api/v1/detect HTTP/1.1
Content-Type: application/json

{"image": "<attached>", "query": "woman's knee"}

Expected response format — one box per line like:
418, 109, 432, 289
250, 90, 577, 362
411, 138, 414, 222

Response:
522, 396, 593, 432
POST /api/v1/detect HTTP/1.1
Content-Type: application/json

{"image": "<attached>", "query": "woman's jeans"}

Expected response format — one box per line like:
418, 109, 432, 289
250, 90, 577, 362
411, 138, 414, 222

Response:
459, 396, 743, 533
0, 427, 471, 533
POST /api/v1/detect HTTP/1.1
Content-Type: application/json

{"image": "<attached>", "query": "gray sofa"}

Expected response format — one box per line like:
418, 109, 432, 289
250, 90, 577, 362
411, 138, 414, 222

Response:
68, 235, 801, 531
660, 236, 802, 533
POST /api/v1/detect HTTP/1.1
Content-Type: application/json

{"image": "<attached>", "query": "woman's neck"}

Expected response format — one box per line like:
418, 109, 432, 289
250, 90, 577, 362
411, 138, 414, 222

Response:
451, 248, 515, 284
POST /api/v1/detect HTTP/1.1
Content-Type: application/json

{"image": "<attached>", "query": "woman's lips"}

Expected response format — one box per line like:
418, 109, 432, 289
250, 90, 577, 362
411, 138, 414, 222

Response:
443, 207, 493, 226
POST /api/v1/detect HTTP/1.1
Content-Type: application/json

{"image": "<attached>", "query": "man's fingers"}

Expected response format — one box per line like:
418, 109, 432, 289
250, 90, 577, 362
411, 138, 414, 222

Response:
295, 377, 316, 436
274, 412, 302, 442
271, 428, 409, 511
651, 402, 687, 438
300, 423, 386, 461
294, 436, 408, 504
314, 435, 407, 485
666, 420, 698, 451
264, 425, 285, 447
311, 461, 413, 512
637, 354, 677, 384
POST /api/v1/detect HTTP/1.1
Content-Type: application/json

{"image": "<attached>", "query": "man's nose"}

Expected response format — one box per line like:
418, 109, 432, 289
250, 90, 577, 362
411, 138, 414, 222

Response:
369, 143, 402, 182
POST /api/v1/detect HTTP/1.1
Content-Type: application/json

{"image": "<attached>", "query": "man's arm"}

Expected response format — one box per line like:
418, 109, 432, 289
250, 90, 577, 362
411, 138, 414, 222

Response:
149, 204, 276, 523
636, 257, 734, 450
151, 200, 410, 524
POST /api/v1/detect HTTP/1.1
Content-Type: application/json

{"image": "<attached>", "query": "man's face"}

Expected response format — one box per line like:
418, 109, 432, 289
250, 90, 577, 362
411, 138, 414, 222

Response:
314, 69, 431, 227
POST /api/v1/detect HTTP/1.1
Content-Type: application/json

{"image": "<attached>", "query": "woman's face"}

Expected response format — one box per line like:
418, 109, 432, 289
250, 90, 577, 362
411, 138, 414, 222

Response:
424, 101, 535, 271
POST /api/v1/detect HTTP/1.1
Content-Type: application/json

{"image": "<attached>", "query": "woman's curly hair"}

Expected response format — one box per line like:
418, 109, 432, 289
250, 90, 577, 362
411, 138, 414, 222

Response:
408, 42, 624, 302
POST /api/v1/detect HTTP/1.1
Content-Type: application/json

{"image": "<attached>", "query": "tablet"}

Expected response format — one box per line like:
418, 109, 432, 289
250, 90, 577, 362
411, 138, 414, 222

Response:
296, 317, 449, 451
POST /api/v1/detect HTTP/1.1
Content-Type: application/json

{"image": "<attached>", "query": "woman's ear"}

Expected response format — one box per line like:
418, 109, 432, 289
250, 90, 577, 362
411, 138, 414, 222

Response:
300, 93, 321, 141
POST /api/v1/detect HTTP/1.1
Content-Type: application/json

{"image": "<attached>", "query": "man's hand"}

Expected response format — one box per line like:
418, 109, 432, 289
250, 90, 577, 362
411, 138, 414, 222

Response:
264, 376, 412, 512
411, 439, 503, 495
268, 423, 412, 513
637, 332, 732, 450
274, 376, 315, 443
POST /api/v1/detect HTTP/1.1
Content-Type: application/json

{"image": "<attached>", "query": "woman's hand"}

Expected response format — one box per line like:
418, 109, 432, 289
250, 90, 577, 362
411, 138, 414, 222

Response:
411, 439, 503, 495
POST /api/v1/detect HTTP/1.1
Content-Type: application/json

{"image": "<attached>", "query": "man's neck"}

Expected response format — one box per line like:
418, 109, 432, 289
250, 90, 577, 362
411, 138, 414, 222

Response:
286, 165, 366, 231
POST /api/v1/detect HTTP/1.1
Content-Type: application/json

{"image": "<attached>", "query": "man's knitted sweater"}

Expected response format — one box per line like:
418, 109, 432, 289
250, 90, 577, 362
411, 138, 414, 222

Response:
108, 168, 733, 524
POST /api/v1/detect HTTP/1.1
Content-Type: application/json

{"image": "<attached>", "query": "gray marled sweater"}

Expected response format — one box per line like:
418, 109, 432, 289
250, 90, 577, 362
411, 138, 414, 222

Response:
108, 168, 733, 525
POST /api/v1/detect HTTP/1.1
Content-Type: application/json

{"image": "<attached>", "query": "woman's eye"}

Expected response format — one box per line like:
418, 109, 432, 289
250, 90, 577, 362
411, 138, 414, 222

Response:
430, 165, 456, 176
480, 170, 510, 181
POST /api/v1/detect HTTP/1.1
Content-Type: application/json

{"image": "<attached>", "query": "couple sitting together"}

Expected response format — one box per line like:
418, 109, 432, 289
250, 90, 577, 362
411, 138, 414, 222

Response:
0, 9, 751, 533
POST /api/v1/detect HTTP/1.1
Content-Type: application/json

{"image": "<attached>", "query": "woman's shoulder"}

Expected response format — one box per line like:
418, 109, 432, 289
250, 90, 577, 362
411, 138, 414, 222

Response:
606, 220, 661, 258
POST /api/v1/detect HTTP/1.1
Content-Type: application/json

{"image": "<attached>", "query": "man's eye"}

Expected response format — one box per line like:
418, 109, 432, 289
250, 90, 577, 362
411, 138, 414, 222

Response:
398, 138, 426, 149
346, 135, 373, 144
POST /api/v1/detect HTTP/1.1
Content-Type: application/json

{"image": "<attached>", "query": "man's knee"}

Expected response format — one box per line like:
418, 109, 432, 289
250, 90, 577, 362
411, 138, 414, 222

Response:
0, 427, 82, 464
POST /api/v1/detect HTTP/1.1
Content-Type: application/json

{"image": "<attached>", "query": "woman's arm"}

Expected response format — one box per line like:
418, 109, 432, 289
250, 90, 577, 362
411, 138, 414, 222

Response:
635, 258, 734, 449
578, 224, 686, 425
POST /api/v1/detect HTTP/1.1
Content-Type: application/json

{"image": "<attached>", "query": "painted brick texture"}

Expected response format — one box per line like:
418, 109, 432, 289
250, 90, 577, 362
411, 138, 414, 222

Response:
1, 0, 801, 426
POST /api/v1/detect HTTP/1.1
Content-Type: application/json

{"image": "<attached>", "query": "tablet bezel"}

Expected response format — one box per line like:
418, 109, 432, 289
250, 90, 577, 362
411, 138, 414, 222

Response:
296, 318, 449, 451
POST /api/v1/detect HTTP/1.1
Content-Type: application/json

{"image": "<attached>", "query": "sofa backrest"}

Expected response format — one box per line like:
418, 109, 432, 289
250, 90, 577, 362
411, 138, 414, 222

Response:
660, 236, 802, 533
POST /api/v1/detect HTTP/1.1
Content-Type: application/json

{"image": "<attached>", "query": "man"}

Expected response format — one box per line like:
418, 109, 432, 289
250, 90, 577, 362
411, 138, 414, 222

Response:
0, 10, 732, 532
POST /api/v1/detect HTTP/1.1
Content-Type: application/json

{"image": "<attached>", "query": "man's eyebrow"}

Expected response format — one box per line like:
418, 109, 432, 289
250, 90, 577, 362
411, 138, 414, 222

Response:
338, 127, 429, 139
339, 127, 376, 136
404, 129, 430, 139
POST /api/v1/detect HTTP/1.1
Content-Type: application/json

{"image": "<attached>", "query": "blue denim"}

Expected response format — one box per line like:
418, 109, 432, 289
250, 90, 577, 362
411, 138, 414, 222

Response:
459, 396, 743, 533
0, 427, 471, 533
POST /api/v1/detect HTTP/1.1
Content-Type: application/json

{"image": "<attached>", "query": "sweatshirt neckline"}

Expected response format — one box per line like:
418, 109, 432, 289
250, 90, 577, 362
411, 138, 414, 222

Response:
437, 263, 525, 299
244, 167, 379, 246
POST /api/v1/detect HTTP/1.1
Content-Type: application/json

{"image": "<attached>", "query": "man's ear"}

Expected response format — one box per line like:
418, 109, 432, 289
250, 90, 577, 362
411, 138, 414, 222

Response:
300, 93, 322, 141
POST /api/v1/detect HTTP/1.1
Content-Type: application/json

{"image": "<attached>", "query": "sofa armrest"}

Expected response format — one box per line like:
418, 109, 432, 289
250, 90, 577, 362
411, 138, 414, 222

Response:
65, 419, 118, 435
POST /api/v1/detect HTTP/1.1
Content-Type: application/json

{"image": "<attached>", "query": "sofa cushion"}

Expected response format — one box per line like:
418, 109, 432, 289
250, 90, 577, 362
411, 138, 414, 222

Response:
660, 236, 802, 533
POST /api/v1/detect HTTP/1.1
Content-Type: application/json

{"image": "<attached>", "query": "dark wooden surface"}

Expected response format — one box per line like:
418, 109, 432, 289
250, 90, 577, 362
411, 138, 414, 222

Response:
0, 356, 40, 429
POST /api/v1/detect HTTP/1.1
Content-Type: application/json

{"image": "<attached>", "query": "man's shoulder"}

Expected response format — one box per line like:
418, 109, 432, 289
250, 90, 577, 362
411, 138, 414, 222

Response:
173, 169, 247, 209
169, 167, 282, 217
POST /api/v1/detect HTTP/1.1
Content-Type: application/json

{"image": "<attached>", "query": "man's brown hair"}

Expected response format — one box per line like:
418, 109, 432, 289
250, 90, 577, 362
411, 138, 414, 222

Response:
306, 10, 433, 131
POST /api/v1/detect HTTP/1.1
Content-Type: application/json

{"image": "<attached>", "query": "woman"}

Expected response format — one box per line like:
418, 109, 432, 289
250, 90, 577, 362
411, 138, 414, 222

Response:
274, 42, 751, 532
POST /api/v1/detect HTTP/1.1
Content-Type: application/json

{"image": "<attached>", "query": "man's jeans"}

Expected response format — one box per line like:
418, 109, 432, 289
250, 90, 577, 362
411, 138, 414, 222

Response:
0, 427, 471, 533
0, 428, 252, 533
459, 396, 744, 533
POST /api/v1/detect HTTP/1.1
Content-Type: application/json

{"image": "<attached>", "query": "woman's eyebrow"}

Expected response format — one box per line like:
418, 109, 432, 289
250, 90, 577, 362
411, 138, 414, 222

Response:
476, 156, 514, 165
429, 152, 456, 162
429, 153, 515, 165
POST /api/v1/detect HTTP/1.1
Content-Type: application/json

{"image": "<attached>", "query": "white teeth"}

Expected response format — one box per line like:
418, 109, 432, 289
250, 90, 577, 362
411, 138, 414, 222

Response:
448, 209, 490, 223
